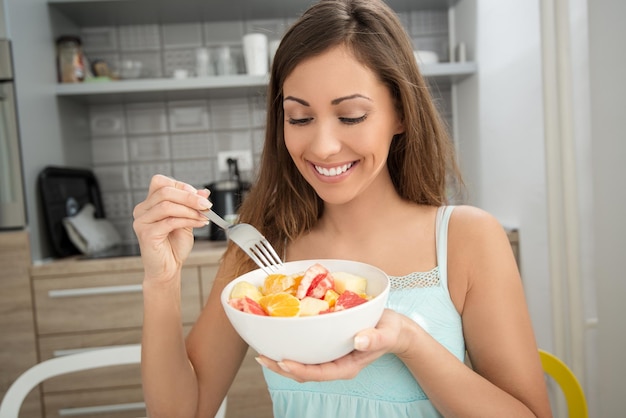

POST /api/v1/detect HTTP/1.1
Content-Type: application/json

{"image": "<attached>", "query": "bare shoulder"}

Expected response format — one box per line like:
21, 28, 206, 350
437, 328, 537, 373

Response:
448, 205, 505, 235
446, 205, 519, 301
447, 205, 511, 252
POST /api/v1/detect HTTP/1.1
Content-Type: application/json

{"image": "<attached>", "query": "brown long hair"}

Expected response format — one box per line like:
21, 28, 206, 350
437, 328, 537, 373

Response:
226, 0, 462, 276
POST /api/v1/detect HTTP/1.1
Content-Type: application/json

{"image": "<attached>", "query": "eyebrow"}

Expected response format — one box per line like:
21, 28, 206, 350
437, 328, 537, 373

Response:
283, 93, 372, 107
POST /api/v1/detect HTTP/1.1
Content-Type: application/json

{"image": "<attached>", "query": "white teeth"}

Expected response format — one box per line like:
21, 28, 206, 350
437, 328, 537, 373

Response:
315, 162, 353, 177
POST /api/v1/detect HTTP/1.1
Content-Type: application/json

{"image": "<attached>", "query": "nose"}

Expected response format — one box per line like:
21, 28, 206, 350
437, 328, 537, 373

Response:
308, 119, 342, 159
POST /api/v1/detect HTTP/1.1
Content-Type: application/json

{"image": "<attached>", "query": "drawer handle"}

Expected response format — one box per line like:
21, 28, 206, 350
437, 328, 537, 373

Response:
53, 344, 135, 358
48, 284, 142, 298
58, 402, 145, 416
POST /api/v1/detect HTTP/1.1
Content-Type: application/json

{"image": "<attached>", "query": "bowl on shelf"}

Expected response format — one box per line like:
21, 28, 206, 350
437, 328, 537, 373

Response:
118, 60, 143, 79
221, 259, 390, 364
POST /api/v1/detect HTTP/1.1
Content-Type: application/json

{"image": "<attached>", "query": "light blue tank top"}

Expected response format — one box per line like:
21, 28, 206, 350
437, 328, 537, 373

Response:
263, 206, 464, 417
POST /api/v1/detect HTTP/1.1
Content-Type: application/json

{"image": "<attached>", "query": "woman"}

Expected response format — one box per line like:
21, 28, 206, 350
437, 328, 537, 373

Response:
133, 0, 551, 416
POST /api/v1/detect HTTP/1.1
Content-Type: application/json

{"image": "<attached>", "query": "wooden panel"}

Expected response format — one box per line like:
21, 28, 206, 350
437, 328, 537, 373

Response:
33, 267, 201, 334
0, 231, 42, 417
200, 264, 219, 304
44, 386, 146, 418
227, 348, 273, 418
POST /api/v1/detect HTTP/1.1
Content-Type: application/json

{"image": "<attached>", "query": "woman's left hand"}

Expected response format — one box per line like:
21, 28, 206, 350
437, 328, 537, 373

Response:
256, 309, 413, 382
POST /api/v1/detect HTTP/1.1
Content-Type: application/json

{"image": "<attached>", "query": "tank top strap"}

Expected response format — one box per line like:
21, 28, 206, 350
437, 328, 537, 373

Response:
435, 205, 456, 289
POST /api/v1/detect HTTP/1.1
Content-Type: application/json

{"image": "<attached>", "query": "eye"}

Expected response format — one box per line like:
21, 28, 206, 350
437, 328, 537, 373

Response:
339, 114, 367, 125
287, 117, 313, 126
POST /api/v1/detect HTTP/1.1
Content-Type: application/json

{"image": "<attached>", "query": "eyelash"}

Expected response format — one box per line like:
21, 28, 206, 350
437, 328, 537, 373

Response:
287, 115, 368, 126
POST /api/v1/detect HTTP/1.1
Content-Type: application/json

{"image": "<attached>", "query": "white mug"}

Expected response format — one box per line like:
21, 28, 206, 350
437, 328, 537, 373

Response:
243, 33, 269, 75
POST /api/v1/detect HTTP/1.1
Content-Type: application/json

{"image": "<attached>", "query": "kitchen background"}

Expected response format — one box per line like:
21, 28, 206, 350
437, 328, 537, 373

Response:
0, 0, 624, 417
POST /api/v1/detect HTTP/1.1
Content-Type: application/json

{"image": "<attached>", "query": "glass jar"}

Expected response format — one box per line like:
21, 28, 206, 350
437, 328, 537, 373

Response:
56, 35, 86, 83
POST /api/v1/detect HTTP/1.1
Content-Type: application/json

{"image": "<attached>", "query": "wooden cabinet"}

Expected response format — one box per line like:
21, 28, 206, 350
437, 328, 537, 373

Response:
0, 231, 42, 417
29, 241, 272, 418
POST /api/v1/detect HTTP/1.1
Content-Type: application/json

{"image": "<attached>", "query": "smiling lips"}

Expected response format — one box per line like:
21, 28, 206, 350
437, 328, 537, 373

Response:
314, 162, 355, 177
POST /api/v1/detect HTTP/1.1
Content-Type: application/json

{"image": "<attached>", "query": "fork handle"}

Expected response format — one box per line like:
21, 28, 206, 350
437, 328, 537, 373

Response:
200, 210, 230, 230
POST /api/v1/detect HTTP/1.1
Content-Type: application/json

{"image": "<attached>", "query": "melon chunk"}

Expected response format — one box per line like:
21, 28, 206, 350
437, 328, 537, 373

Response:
299, 297, 330, 316
333, 272, 367, 294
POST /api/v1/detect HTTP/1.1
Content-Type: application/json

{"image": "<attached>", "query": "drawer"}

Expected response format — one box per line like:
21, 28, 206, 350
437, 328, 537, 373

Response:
38, 327, 192, 393
33, 267, 201, 335
39, 330, 142, 393
43, 385, 146, 418
227, 348, 273, 418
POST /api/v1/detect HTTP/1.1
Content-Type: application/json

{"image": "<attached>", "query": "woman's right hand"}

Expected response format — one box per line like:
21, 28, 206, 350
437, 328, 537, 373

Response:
132, 174, 212, 284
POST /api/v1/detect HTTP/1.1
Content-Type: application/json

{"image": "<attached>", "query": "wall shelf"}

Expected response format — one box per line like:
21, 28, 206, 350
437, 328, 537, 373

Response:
48, 0, 460, 27
56, 62, 476, 104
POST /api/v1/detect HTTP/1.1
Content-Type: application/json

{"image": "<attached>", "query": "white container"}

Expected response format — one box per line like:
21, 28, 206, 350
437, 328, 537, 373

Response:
242, 33, 269, 75
195, 47, 213, 77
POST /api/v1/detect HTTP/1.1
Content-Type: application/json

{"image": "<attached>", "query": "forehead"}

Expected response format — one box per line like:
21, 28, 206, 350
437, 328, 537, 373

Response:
282, 45, 386, 100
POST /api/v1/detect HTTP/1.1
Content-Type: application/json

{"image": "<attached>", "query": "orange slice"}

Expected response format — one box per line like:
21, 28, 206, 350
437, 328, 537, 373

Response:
262, 273, 302, 296
323, 289, 340, 308
258, 292, 301, 317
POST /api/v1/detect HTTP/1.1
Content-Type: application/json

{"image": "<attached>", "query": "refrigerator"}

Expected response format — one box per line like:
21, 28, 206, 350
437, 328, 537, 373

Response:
0, 39, 26, 230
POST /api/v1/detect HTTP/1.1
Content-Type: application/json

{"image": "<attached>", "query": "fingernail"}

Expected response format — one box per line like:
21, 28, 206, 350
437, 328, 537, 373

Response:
277, 361, 290, 373
255, 357, 268, 368
198, 197, 212, 210
354, 335, 370, 350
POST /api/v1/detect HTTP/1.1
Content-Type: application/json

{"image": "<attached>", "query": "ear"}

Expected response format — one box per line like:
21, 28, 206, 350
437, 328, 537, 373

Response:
393, 119, 405, 136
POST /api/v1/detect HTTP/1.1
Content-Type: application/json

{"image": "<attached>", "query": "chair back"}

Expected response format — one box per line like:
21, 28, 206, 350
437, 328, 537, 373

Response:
539, 349, 588, 418
0, 345, 226, 418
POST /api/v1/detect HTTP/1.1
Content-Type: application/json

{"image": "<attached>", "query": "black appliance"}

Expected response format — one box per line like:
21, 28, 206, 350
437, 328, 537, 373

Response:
37, 166, 105, 257
206, 158, 250, 241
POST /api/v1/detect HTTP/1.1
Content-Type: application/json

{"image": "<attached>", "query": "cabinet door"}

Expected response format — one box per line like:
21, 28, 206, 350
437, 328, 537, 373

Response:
227, 348, 273, 418
33, 267, 201, 334
43, 386, 146, 418
0, 231, 41, 417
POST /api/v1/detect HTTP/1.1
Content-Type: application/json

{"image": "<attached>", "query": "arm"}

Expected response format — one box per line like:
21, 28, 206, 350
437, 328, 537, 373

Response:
259, 206, 551, 417
134, 175, 247, 418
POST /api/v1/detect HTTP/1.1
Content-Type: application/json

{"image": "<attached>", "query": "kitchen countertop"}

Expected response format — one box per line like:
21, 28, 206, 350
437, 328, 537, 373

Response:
30, 240, 228, 278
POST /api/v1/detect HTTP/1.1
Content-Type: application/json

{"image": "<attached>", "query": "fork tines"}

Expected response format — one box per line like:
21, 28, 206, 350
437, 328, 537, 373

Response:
247, 239, 284, 274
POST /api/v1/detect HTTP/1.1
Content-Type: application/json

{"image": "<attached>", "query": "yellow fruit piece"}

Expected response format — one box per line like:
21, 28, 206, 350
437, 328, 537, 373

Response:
323, 289, 340, 308
333, 271, 368, 294
262, 273, 302, 296
230, 281, 263, 302
259, 292, 301, 317
300, 297, 330, 316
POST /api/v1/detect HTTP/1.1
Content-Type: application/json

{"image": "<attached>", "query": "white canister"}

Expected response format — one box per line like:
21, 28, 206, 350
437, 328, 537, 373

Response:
243, 33, 269, 75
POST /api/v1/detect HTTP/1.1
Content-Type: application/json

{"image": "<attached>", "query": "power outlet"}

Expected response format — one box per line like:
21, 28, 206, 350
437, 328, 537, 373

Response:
217, 150, 253, 172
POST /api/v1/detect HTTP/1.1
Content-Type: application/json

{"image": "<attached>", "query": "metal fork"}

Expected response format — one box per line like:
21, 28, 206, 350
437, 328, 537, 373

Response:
201, 210, 284, 274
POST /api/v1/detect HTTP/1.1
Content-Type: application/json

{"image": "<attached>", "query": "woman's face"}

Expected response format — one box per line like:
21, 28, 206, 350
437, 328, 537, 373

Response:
282, 44, 404, 205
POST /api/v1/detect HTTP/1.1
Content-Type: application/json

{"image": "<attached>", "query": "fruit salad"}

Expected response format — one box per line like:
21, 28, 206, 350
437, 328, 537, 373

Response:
228, 263, 372, 317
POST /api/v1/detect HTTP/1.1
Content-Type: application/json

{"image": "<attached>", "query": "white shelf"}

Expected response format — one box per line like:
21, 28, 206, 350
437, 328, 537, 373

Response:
56, 62, 476, 104
48, 0, 460, 26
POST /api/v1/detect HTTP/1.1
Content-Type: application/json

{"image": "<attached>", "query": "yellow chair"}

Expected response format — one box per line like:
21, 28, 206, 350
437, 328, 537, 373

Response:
539, 349, 588, 418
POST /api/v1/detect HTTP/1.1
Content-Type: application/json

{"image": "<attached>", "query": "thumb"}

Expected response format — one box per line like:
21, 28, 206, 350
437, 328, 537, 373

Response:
353, 329, 382, 352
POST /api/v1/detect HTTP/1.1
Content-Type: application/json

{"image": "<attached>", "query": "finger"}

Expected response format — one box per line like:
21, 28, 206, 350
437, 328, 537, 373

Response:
135, 181, 212, 222
147, 174, 197, 195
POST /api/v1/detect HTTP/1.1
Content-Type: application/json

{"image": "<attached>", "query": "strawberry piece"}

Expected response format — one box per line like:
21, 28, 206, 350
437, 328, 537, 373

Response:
229, 296, 268, 316
334, 290, 368, 311
296, 263, 332, 299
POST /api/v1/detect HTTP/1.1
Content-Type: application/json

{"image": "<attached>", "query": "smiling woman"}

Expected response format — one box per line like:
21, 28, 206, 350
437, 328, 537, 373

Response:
133, 1, 552, 417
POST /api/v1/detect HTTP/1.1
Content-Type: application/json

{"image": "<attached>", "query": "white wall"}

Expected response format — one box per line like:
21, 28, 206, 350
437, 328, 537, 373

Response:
0, 0, 6, 38
455, 0, 554, 349
587, 1, 626, 416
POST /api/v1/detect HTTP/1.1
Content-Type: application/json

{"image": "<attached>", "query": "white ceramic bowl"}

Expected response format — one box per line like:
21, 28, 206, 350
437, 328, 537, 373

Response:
221, 259, 390, 364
